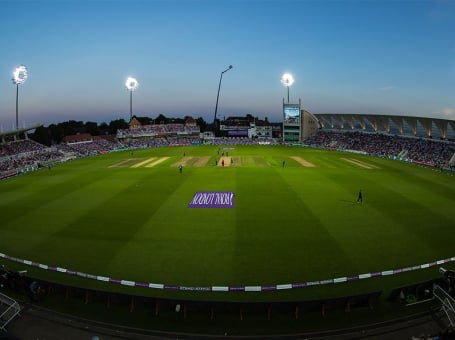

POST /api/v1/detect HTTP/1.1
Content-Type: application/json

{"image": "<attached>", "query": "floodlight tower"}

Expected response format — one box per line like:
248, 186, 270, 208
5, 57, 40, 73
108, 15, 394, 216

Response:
280, 73, 294, 103
125, 77, 139, 121
12, 65, 28, 130
213, 65, 233, 128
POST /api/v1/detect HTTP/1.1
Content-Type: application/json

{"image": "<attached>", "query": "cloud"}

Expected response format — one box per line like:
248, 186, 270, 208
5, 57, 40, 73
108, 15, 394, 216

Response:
432, 108, 455, 118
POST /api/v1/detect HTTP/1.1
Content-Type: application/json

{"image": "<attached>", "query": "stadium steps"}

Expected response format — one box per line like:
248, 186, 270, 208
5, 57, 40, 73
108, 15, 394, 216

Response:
449, 151, 455, 166
398, 149, 408, 158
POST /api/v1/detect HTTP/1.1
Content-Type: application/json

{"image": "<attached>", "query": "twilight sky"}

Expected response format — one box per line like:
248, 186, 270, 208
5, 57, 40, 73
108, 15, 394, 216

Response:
0, 0, 454, 129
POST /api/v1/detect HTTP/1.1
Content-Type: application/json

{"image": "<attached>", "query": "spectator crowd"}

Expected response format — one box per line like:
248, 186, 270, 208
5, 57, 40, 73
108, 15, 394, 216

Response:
0, 140, 66, 174
117, 123, 200, 139
304, 130, 454, 166
1, 129, 454, 179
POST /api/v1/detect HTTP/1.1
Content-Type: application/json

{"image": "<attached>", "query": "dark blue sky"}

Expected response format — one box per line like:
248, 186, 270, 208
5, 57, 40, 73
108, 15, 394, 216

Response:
0, 0, 454, 128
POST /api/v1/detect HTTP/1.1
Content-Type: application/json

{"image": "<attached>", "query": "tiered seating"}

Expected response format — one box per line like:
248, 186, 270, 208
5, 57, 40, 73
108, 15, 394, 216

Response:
120, 137, 168, 149
117, 123, 200, 139
304, 130, 454, 165
63, 138, 122, 156
0, 140, 46, 157
0, 140, 66, 174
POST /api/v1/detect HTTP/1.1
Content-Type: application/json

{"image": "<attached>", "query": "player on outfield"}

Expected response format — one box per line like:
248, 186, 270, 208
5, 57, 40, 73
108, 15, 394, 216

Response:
357, 189, 363, 204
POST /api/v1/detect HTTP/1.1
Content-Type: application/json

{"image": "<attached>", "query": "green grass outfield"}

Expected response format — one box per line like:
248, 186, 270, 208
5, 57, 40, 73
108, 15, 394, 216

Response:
1, 145, 454, 302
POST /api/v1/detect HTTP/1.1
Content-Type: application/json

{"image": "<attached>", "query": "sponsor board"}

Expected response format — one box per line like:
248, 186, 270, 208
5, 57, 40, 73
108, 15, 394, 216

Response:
188, 191, 235, 208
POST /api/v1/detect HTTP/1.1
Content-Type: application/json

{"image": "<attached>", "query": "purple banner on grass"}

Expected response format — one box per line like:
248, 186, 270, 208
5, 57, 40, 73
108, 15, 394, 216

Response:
188, 191, 235, 208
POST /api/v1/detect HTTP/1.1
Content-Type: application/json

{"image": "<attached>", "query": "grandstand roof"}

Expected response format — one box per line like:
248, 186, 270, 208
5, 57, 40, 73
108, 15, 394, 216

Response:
314, 114, 455, 141
0, 124, 43, 141
63, 133, 93, 143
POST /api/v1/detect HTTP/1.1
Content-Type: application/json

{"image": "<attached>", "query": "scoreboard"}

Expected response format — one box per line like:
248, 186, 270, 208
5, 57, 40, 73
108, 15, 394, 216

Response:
283, 100, 301, 143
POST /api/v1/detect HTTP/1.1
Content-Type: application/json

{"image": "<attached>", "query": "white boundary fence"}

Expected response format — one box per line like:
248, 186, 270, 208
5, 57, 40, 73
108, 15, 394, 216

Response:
0, 251, 454, 293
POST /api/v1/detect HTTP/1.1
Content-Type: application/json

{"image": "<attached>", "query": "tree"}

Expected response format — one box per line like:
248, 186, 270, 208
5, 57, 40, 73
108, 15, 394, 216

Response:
98, 122, 109, 135
60, 120, 84, 136
85, 121, 100, 136
134, 116, 153, 125
108, 119, 128, 134
155, 114, 168, 125
196, 117, 208, 131
30, 126, 51, 146
49, 124, 65, 144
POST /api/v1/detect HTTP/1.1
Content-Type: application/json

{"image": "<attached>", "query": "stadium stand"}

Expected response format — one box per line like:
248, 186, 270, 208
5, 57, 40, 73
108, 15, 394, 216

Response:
64, 139, 120, 156
117, 120, 203, 149
117, 122, 200, 139
0, 140, 68, 178
315, 113, 455, 141
304, 130, 455, 167
3, 122, 455, 181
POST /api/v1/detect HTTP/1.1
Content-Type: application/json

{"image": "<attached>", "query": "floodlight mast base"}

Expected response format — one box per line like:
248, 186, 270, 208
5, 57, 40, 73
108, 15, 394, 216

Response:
15, 84, 19, 130
130, 90, 133, 121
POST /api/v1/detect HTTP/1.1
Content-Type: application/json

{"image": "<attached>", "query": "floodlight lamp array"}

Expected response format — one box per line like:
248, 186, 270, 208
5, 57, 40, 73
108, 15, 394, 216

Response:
280, 73, 294, 87
12, 65, 28, 85
125, 77, 139, 91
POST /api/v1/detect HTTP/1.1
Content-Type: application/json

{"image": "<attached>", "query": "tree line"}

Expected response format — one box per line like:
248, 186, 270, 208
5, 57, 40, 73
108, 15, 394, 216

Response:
30, 115, 209, 146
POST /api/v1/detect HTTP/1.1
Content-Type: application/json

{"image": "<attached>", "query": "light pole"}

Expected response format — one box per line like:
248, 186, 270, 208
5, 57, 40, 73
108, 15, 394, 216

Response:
125, 77, 139, 121
281, 73, 294, 103
12, 65, 28, 130
213, 65, 233, 129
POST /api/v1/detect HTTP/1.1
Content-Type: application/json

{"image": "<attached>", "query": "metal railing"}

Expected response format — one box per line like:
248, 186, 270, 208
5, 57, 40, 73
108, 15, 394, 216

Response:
433, 284, 455, 327
0, 292, 21, 332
